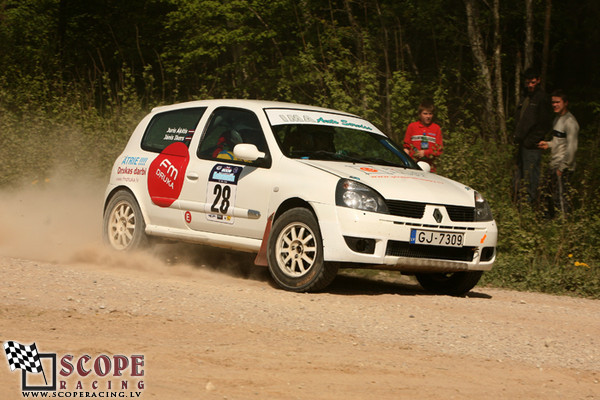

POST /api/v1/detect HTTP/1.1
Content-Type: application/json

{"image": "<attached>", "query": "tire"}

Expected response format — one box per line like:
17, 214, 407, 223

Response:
267, 208, 338, 292
103, 191, 148, 251
415, 271, 483, 296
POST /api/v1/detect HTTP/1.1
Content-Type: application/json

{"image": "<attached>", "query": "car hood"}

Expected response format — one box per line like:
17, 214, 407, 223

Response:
298, 160, 475, 206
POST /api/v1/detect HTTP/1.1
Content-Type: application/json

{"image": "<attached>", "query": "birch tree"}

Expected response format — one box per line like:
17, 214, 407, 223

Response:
464, 0, 496, 134
492, 0, 507, 140
524, 0, 534, 70
541, 0, 552, 89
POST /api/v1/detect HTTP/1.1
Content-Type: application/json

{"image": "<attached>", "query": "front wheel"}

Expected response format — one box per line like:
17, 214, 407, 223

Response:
267, 208, 338, 292
415, 271, 483, 296
103, 191, 148, 251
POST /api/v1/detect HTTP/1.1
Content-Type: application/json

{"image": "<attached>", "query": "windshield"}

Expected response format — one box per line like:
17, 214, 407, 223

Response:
266, 109, 419, 169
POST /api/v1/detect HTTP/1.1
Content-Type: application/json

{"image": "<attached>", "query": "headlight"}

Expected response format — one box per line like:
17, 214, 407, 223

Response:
474, 191, 493, 221
335, 179, 389, 214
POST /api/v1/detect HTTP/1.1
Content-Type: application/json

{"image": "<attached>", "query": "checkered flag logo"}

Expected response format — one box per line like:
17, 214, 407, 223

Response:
3, 341, 43, 374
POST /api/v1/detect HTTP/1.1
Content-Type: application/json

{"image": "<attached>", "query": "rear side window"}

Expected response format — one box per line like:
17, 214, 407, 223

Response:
141, 107, 206, 153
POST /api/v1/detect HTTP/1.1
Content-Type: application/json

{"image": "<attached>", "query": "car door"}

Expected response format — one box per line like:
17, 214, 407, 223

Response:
139, 106, 207, 228
177, 107, 274, 240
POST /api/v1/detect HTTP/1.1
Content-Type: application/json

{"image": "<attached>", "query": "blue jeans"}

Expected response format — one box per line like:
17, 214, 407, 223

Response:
518, 147, 541, 203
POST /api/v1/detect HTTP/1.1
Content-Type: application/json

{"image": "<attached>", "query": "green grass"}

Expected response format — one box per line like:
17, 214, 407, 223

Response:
1, 86, 598, 299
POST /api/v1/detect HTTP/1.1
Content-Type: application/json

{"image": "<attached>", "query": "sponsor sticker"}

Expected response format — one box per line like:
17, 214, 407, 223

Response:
115, 157, 149, 183
265, 109, 383, 134
205, 164, 243, 224
348, 165, 442, 183
147, 142, 190, 207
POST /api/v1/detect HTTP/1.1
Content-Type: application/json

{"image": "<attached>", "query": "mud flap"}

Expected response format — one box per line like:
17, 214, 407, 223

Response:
254, 213, 274, 266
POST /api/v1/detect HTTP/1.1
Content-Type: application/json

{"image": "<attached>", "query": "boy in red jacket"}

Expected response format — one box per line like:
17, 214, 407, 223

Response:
403, 99, 443, 172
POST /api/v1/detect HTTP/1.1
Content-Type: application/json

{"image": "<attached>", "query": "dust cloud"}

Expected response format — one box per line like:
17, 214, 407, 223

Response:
0, 172, 264, 280
0, 173, 105, 263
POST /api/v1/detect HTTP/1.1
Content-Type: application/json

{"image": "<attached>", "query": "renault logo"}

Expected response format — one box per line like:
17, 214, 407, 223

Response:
433, 208, 443, 223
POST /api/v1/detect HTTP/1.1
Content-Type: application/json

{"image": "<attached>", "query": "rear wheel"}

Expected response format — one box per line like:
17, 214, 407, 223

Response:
267, 208, 338, 292
415, 271, 483, 296
103, 191, 148, 251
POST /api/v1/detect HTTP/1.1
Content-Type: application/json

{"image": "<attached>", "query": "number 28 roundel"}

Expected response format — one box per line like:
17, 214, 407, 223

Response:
206, 164, 243, 223
147, 142, 190, 207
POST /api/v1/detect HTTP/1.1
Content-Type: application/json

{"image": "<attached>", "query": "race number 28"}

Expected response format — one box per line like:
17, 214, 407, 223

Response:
210, 184, 231, 214
206, 164, 243, 224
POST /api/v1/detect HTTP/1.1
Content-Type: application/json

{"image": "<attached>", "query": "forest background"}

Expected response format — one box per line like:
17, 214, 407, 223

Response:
1, 0, 599, 297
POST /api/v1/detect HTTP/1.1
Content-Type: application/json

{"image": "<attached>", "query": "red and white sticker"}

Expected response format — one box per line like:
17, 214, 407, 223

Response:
147, 142, 190, 207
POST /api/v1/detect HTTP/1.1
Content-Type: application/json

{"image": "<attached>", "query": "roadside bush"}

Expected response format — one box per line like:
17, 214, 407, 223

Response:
1, 75, 598, 298
440, 125, 600, 298
0, 69, 146, 186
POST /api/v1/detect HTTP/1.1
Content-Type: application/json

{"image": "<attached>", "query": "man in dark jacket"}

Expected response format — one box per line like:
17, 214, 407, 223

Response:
514, 68, 553, 204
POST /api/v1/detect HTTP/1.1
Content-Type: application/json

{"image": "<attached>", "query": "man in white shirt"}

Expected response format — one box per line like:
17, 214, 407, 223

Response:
538, 90, 580, 216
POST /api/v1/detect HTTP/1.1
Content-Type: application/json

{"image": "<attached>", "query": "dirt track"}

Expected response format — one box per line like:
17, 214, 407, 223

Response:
0, 178, 599, 399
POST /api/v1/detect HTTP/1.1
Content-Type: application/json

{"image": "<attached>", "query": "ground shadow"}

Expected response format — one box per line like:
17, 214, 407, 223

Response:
153, 242, 269, 281
324, 273, 492, 299
153, 242, 493, 299
325, 273, 424, 296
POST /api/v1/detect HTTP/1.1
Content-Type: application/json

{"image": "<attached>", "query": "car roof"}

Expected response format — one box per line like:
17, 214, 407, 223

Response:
151, 99, 359, 117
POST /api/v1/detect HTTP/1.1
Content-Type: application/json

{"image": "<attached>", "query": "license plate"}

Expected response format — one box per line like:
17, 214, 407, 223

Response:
410, 229, 464, 247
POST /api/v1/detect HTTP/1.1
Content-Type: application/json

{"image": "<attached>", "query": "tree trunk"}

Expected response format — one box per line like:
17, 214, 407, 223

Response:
493, 0, 507, 141
541, 0, 552, 89
524, 0, 534, 70
515, 50, 522, 108
405, 43, 420, 77
342, 0, 368, 110
395, 18, 405, 72
375, 0, 393, 136
464, 0, 495, 134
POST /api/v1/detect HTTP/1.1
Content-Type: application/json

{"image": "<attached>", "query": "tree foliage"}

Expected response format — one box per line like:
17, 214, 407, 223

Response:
1, 0, 598, 127
1, 0, 599, 296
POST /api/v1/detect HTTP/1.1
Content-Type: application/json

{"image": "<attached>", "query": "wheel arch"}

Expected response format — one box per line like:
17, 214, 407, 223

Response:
272, 197, 317, 224
103, 186, 148, 224
104, 186, 133, 213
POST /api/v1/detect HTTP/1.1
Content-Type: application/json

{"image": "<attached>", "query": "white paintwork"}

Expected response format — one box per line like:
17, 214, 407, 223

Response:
104, 99, 497, 273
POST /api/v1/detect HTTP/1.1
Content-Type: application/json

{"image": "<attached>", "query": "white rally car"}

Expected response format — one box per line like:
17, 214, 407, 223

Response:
103, 100, 497, 295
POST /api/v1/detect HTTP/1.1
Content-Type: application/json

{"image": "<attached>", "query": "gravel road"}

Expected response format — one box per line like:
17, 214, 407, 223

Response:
0, 250, 598, 399
0, 178, 598, 399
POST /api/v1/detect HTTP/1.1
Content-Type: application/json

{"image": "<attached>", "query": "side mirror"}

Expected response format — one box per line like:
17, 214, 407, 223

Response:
417, 161, 431, 173
233, 143, 266, 161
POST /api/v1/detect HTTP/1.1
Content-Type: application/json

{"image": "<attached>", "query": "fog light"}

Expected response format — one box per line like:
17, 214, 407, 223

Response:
481, 247, 495, 261
343, 236, 376, 254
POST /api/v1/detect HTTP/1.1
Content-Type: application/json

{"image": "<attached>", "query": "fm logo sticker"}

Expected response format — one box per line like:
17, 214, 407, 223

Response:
148, 142, 190, 207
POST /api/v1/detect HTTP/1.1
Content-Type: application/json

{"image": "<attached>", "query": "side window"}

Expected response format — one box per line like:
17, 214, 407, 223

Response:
198, 108, 270, 166
141, 107, 206, 153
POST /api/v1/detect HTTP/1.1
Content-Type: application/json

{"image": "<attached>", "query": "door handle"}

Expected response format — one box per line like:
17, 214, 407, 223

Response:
186, 172, 199, 181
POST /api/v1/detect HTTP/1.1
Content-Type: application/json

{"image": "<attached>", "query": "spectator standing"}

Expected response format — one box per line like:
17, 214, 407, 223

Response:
403, 99, 443, 172
513, 67, 553, 204
538, 90, 579, 216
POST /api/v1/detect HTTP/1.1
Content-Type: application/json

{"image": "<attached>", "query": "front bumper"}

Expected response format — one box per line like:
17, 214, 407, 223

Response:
312, 202, 498, 272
